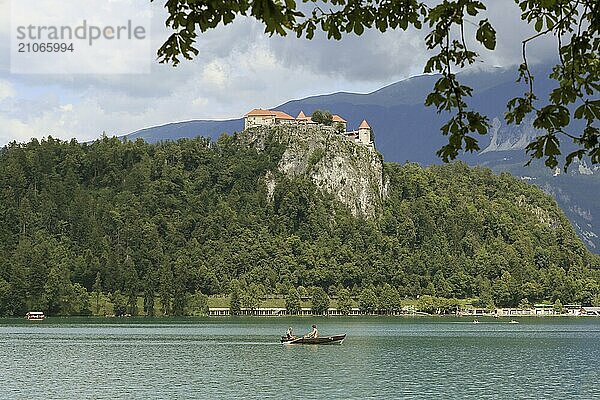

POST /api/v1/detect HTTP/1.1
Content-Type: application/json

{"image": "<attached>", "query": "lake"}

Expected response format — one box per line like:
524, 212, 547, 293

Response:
1, 317, 599, 399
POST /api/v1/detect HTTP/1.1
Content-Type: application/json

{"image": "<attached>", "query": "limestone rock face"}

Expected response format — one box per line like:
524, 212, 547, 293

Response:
480, 116, 540, 154
238, 125, 387, 217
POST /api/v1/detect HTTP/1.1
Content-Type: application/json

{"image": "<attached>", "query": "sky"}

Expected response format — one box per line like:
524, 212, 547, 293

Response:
0, 0, 557, 146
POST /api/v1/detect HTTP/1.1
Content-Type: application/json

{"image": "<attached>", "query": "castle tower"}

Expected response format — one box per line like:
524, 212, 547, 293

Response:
358, 120, 372, 145
296, 111, 315, 124
332, 114, 347, 132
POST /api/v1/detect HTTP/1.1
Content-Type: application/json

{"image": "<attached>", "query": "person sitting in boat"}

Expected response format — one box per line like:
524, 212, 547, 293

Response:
305, 324, 318, 338
285, 326, 295, 339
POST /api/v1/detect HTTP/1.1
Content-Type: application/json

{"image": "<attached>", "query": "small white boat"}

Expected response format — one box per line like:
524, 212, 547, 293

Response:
473, 320, 480, 324
25, 311, 45, 321
508, 320, 519, 324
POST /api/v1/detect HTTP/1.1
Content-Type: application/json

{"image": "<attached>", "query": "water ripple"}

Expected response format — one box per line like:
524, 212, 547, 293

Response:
0, 317, 599, 399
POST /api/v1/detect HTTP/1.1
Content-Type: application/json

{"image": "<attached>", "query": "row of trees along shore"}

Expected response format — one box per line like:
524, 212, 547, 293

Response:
29, 279, 593, 318
0, 135, 599, 316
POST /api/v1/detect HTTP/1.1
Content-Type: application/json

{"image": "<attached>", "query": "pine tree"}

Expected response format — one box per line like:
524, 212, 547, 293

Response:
229, 280, 242, 316
337, 288, 353, 315
92, 272, 102, 315
285, 287, 301, 315
159, 264, 173, 316
311, 287, 330, 315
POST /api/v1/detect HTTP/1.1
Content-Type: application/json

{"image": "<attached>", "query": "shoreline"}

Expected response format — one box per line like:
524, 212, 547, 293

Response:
2, 314, 598, 322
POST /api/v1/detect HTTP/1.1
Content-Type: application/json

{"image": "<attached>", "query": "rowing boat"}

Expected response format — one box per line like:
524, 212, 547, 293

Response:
281, 334, 346, 345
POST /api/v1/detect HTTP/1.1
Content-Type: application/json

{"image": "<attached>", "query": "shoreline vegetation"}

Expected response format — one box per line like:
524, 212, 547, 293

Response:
1, 135, 599, 318
21, 292, 597, 319
3, 315, 595, 321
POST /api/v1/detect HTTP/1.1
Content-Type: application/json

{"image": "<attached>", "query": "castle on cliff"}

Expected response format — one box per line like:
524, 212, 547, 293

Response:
244, 109, 373, 147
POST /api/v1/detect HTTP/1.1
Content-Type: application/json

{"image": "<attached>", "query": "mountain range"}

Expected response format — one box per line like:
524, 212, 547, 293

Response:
124, 66, 599, 252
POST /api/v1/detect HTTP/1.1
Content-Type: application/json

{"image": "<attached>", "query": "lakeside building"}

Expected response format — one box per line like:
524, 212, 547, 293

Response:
463, 304, 587, 317
207, 307, 404, 317
495, 308, 535, 317
565, 304, 583, 315
208, 305, 600, 317
581, 307, 600, 316
243, 108, 372, 147
533, 304, 555, 315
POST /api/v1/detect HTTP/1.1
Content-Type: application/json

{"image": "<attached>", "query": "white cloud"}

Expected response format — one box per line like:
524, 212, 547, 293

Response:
192, 97, 209, 107
0, 0, 561, 146
0, 114, 31, 142
201, 60, 230, 89
0, 79, 14, 101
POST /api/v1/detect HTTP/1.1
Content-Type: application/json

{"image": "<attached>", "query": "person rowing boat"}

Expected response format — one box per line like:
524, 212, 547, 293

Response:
284, 326, 296, 340
304, 324, 318, 338
281, 324, 345, 345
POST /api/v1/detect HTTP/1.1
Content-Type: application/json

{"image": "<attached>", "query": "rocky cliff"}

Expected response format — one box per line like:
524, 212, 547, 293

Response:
237, 125, 387, 217
479, 116, 541, 154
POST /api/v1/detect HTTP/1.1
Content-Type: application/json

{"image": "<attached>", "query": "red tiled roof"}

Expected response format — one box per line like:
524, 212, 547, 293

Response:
332, 114, 347, 123
273, 111, 295, 120
296, 111, 309, 120
245, 108, 275, 117
359, 120, 371, 129
246, 109, 295, 120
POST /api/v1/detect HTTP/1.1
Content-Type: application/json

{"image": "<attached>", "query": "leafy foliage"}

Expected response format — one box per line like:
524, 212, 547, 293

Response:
0, 135, 598, 316
230, 280, 242, 315
358, 287, 378, 313
505, 1, 600, 169
310, 287, 330, 315
310, 110, 333, 126
285, 287, 301, 314
336, 287, 353, 315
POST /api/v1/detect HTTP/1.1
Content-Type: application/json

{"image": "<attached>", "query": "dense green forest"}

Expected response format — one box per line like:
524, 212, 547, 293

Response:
0, 134, 598, 316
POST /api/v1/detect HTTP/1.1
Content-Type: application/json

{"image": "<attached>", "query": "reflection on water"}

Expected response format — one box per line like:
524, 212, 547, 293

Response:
0, 317, 599, 399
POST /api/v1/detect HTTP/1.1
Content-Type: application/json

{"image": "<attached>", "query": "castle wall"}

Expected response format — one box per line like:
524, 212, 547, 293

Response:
245, 115, 275, 129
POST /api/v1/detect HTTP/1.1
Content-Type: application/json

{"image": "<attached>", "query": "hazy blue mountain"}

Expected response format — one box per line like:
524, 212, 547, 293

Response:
123, 66, 599, 252
127, 119, 243, 142
125, 66, 545, 163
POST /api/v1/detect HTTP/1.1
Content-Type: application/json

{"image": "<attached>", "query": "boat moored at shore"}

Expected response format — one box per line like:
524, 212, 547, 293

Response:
25, 312, 45, 321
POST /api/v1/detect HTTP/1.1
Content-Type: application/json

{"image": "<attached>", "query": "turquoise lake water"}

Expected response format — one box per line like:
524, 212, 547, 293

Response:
1, 317, 599, 399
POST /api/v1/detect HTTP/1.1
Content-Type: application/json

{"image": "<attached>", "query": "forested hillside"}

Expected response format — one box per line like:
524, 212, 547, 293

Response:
124, 67, 600, 254
0, 132, 598, 316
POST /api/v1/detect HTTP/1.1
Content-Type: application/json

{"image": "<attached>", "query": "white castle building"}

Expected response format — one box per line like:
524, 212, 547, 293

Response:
244, 109, 373, 147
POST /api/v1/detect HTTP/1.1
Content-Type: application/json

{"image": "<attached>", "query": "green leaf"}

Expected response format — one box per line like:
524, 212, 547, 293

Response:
565, 150, 585, 171
354, 22, 364, 35
476, 20, 496, 50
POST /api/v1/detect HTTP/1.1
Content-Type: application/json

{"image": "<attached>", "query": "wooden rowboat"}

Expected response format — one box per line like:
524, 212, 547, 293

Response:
281, 334, 346, 345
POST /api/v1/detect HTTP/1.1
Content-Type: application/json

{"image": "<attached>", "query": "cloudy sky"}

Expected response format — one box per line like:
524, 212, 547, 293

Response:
0, 0, 556, 146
